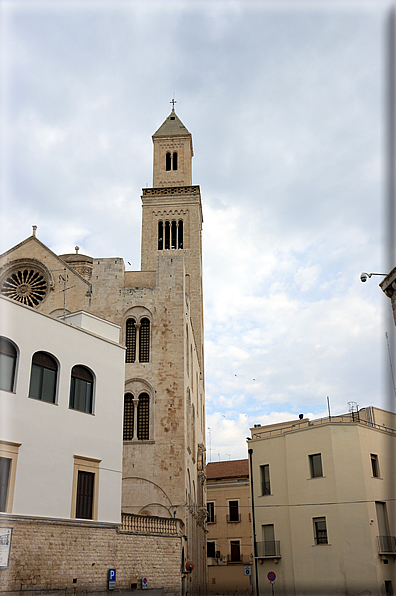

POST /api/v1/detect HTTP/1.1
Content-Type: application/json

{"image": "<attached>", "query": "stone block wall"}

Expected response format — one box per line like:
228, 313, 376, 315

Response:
0, 516, 182, 596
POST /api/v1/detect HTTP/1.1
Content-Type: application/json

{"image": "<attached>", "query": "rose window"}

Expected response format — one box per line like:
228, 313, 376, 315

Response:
1, 268, 48, 307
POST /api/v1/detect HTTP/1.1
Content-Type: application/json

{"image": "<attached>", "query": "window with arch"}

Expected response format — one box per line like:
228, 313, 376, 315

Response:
139, 318, 150, 362
158, 219, 183, 251
29, 351, 58, 403
125, 318, 137, 363
69, 365, 94, 414
0, 337, 17, 392
123, 391, 150, 440
123, 392, 134, 440
165, 151, 178, 171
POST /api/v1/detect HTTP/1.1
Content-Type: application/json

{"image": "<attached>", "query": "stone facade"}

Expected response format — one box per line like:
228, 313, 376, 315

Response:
0, 109, 207, 594
0, 515, 183, 594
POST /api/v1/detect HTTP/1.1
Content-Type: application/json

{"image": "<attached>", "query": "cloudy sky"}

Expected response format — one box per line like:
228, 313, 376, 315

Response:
1, 0, 394, 460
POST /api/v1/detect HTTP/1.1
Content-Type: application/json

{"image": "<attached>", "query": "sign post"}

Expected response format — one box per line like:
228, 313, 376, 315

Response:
267, 571, 276, 596
108, 569, 116, 591
142, 576, 148, 590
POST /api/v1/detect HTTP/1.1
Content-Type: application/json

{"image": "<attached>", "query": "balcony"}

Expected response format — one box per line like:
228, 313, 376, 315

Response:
227, 554, 252, 564
255, 540, 281, 559
226, 513, 241, 522
378, 536, 396, 555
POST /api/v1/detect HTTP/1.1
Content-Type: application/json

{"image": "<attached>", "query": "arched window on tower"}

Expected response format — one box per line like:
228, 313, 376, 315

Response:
158, 221, 163, 250
164, 221, 170, 250
166, 152, 171, 171
171, 221, 177, 249
178, 220, 183, 249
139, 318, 150, 362
137, 393, 150, 439
125, 319, 137, 363
172, 152, 178, 171
123, 393, 134, 440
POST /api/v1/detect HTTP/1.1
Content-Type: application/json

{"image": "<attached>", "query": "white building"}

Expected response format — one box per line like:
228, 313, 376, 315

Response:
0, 295, 125, 523
248, 406, 396, 596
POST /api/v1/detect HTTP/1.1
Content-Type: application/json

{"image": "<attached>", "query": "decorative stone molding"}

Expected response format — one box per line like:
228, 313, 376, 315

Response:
143, 186, 200, 196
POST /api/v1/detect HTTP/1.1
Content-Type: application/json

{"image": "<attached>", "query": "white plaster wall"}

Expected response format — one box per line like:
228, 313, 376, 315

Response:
0, 296, 125, 523
64, 310, 120, 343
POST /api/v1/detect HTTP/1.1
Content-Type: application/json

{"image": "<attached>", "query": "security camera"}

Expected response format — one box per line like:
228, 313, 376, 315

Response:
360, 272, 368, 283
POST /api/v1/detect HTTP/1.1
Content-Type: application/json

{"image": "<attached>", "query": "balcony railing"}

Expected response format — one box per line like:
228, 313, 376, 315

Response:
255, 541, 281, 558
227, 554, 251, 564
226, 513, 241, 522
378, 536, 396, 554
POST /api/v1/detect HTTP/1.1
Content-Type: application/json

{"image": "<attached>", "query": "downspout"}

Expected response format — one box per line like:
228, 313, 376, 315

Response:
248, 447, 259, 596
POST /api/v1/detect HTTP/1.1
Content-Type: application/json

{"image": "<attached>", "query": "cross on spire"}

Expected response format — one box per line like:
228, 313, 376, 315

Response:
170, 96, 177, 110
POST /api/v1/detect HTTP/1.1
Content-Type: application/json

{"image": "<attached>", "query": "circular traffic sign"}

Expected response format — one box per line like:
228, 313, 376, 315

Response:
267, 571, 276, 582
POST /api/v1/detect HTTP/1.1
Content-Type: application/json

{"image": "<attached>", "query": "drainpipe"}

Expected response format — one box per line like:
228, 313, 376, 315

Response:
248, 447, 259, 596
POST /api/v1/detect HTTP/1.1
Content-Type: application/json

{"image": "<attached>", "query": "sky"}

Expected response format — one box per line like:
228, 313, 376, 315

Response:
1, 0, 394, 461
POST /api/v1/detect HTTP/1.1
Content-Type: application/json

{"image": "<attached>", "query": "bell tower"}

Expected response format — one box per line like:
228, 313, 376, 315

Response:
141, 107, 204, 369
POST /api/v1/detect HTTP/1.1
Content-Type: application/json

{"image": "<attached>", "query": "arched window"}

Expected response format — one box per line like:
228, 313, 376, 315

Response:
158, 221, 164, 250
164, 221, 170, 250
173, 152, 178, 171
125, 319, 136, 363
69, 365, 94, 414
166, 152, 171, 171
123, 393, 134, 440
0, 337, 17, 392
171, 221, 177, 249
29, 351, 57, 404
139, 318, 150, 362
137, 393, 149, 440
178, 220, 183, 249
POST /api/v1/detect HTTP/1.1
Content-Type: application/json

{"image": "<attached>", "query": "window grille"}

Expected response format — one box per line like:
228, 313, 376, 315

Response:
123, 393, 134, 440
139, 318, 150, 362
0, 337, 17, 392
76, 471, 94, 519
314, 517, 328, 544
125, 319, 136, 363
137, 393, 149, 440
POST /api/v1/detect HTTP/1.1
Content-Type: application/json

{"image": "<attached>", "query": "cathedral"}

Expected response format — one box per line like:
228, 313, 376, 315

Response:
0, 108, 207, 591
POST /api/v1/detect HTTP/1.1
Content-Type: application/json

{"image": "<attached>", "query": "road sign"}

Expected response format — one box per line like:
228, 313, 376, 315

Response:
267, 571, 276, 582
142, 577, 148, 590
244, 566, 252, 576
108, 569, 116, 590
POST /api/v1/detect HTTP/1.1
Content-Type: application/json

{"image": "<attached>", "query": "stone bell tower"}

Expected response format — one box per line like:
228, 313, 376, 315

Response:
141, 107, 204, 370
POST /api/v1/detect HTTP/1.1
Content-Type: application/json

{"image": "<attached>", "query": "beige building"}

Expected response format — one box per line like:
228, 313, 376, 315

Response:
248, 406, 396, 596
206, 460, 253, 594
0, 108, 206, 594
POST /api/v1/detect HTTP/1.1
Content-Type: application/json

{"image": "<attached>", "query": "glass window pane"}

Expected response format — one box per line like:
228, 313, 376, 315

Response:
0, 353, 15, 391
41, 368, 56, 403
29, 364, 42, 399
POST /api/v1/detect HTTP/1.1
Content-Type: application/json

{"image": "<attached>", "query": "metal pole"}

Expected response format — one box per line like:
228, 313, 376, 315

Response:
248, 447, 259, 596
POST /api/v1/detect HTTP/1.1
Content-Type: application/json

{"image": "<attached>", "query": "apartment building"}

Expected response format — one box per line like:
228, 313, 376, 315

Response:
206, 459, 253, 594
247, 406, 395, 596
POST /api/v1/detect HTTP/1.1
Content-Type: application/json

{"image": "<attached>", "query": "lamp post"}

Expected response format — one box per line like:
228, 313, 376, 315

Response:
248, 444, 259, 596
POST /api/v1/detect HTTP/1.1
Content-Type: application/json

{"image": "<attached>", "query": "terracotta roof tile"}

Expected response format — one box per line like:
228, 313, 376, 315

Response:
206, 459, 249, 480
